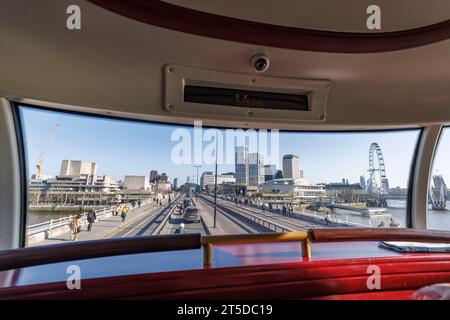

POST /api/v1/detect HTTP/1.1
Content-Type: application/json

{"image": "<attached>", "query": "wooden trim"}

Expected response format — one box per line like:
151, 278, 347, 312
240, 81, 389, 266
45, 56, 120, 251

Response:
88, 0, 450, 53
0, 234, 201, 271
309, 228, 450, 243
202, 231, 308, 245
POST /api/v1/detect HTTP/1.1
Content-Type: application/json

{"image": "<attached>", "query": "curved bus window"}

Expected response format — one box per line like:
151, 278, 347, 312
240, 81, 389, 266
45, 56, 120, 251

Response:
428, 127, 450, 230
19, 106, 420, 247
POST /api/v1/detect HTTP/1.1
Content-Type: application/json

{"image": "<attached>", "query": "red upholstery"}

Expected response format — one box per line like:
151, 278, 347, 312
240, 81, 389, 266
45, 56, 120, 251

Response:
1, 255, 449, 300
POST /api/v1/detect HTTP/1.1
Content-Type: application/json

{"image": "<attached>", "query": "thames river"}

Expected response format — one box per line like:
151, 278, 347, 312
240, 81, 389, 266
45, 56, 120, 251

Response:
330, 199, 450, 230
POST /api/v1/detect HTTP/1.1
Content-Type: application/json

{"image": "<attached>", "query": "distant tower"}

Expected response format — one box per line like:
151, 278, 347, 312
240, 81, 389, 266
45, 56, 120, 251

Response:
282, 155, 300, 179
235, 146, 249, 185
160, 173, 168, 182
249, 152, 264, 186
360, 175, 367, 191
149, 170, 158, 183
173, 178, 178, 190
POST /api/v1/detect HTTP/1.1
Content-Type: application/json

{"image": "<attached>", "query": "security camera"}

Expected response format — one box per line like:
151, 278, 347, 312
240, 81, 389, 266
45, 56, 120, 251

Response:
251, 54, 270, 72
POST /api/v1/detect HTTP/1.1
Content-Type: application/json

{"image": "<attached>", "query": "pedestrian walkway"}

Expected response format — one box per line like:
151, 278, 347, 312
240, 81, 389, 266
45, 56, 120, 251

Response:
30, 201, 165, 246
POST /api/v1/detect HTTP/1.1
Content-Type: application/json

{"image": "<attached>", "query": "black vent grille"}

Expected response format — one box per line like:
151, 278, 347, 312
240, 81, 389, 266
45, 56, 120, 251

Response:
184, 85, 308, 111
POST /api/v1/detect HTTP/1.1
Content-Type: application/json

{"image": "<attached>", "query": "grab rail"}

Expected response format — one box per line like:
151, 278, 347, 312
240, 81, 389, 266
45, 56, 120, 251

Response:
0, 234, 201, 271
2, 228, 450, 272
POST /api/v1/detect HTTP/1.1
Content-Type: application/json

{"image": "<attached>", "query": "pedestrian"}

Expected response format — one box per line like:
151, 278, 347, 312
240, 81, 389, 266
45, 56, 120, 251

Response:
262, 203, 265, 214
121, 205, 129, 222
378, 221, 385, 228
325, 211, 332, 226
269, 203, 273, 212
138, 200, 142, 208
87, 209, 97, 231
390, 217, 400, 228
282, 204, 287, 216
70, 214, 81, 241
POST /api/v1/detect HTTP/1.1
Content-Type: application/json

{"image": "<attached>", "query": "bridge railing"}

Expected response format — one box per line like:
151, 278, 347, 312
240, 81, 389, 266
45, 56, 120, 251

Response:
223, 198, 373, 228
203, 196, 292, 233
27, 199, 153, 236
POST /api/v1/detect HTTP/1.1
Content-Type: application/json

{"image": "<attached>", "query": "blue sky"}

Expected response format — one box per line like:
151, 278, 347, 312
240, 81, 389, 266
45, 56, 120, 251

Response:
20, 106, 431, 188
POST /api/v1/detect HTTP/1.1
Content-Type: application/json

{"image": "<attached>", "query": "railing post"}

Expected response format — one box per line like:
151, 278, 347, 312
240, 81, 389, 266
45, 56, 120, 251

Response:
49, 219, 53, 231
301, 238, 311, 260
203, 243, 212, 269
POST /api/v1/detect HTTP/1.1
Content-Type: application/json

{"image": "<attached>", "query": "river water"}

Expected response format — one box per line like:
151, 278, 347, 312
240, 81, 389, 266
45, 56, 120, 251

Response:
328, 199, 450, 230
27, 208, 105, 225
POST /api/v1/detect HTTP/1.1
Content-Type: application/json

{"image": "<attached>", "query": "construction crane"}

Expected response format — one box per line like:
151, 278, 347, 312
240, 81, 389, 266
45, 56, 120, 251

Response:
36, 123, 59, 179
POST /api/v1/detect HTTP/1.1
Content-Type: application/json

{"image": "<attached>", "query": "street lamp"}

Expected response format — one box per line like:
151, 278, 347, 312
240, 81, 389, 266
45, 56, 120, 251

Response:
193, 165, 202, 195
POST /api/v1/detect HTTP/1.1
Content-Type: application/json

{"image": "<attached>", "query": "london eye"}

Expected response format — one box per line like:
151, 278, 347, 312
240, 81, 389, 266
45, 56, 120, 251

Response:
367, 142, 389, 195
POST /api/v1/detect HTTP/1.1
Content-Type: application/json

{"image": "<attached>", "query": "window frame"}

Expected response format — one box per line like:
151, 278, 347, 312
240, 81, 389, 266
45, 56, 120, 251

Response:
10, 101, 432, 247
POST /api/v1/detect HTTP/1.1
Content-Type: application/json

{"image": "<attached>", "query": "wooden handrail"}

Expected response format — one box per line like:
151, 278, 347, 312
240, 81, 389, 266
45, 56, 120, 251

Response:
2, 229, 450, 272
0, 234, 201, 272
202, 232, 308, 245
202, 232, 310, 268
309, 228, 450, 243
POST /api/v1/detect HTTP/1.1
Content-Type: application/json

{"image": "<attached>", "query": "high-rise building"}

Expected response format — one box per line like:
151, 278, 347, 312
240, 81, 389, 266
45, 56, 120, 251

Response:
149, 170, 158, 183
186, 176, 191, 184
264, 165, 277, 181
235, 146, 249, 185
282, 154, 300, 179
173, 178, 178, 190
360, 176, 367, 191
249, 153, 264, 186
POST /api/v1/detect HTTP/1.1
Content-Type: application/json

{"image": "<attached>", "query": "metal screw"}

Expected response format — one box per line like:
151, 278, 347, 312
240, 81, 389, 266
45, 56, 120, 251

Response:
168, 67, 174, 73
248, 111, 254, 117
250, 78, 256, 84
168, 104, 175, 110
318, 114, 325, 120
